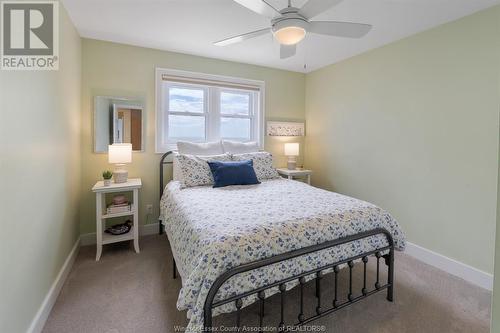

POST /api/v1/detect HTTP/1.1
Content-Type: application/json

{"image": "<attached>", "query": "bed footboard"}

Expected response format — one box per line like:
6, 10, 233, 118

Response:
203, 228, 394, 332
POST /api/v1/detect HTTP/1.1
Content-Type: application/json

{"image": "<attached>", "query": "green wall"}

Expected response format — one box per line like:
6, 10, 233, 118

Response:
0, 3, 82, 332
80, 39, 306, 234
492, 130, 500, 331
490, 25, 500, 332
304, 6, 500, 274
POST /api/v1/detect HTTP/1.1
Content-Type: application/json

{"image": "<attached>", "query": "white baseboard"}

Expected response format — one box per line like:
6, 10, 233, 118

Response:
405, 242, 493, 290
26, 230, 492, 333
80, 226, 495, 290
80, 223, 159, 246
28, 237, 80, 333
27, 224, 158, 331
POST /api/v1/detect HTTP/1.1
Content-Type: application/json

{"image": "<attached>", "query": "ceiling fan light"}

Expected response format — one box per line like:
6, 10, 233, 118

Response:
274, 26, 306, 45
272, 18, 308, 45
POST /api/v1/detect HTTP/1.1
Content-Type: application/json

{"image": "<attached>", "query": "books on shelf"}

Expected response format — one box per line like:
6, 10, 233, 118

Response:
106, 201, 133, 214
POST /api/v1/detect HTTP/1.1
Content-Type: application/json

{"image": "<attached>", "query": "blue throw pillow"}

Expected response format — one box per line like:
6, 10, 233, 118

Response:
207, 160, 260, 188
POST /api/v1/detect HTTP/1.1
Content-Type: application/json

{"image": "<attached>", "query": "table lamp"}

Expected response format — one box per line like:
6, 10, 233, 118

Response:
284, 143, 299, 170
108, 143, 132, 183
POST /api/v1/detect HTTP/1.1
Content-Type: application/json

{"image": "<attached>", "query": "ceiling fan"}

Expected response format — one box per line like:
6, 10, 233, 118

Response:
214, 0, 372, 59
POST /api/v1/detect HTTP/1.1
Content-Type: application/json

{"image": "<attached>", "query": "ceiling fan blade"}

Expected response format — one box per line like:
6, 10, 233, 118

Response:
280, 44, 296, 59
214, 28, 270, 46
299, 0, 343, 19
232, 0, 280, 19
309, 21, 372, 38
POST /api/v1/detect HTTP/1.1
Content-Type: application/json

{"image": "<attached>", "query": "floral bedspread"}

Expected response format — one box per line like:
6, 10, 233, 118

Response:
160, 178, 405, 332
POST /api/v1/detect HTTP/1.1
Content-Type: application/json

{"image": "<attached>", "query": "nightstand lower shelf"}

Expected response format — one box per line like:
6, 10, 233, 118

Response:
102, 227, 135, 245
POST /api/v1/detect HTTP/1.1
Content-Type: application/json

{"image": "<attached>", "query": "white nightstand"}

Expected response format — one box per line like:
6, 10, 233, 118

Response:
92, 178, 142, 261
277, 168, 312, 185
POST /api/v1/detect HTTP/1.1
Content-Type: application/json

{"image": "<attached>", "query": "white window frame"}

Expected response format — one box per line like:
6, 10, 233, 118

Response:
155, 68, 265, 153
218, 88, 256, 141
164, 82, 209, 143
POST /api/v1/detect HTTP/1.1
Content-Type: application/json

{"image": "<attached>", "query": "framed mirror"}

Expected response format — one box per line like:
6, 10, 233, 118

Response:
94, 96, 145, 153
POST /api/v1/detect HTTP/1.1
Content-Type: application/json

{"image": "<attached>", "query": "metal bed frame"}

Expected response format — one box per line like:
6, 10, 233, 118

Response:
159, 151, 395, 332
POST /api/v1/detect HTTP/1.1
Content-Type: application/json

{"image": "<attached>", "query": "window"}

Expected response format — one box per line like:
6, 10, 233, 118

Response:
166, 85, 207, 142
156, 68, 264, 152
220, 90, 252, 141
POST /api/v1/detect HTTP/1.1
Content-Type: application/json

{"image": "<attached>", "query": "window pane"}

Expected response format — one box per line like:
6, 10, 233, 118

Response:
169, 87, 204, 113
221, 91, 250, 115
168, 115, 205, 140
221, 117, 250, 140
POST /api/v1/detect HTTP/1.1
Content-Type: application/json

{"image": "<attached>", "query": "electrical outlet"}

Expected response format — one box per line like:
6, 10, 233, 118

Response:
146, 204, 153, 214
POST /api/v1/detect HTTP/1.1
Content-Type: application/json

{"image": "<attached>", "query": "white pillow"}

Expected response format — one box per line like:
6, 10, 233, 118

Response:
232, 152, 279, 181
172, 152, 182, 181
176, 153, 232, 188
177, 140, 223, 155
222, 140, 260, 154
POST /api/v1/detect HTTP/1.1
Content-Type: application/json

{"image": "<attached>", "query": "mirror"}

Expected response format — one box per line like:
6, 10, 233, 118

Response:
94, 96, 144, 153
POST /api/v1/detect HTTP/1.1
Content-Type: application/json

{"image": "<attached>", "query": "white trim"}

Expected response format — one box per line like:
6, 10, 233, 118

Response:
26, 231, 493, 333
28, 237, 80, 333
80, 223, 159, 246
82, 232, 492, 290
405, 241, 493, 290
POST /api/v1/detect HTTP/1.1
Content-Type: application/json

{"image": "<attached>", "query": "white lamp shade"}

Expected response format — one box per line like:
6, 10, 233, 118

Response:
108, 143, 132, 164
284, 143, 299, 156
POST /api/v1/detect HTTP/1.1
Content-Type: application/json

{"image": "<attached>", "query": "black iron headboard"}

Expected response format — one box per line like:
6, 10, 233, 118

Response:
158, 151, 173, 234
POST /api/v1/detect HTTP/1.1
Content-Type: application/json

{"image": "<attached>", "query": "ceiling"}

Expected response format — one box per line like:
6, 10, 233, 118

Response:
62, 0, 500, 73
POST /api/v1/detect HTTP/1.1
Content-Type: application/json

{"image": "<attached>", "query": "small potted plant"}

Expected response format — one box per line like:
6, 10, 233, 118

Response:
102, 170, 113, 186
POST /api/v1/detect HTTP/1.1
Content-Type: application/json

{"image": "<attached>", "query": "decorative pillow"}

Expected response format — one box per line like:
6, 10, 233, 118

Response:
208, 160, 260, 188
177, 140, 223, 155
176, 153, 232, 188
231, 152, 279, 181
222, 140, 260, 154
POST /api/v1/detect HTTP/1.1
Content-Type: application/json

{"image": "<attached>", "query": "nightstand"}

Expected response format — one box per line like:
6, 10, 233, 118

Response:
277, 168, 312, 185
92, 178, 142, 261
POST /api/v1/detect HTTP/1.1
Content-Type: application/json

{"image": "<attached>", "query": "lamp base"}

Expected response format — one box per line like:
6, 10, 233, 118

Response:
287, 157, 297, 170
113, 165, 128, 183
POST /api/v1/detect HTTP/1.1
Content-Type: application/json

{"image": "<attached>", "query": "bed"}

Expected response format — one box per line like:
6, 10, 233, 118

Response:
159, 151, 406, 332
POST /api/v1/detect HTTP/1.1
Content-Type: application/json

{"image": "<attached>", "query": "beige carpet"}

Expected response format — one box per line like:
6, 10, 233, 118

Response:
42, 235, 491, 333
